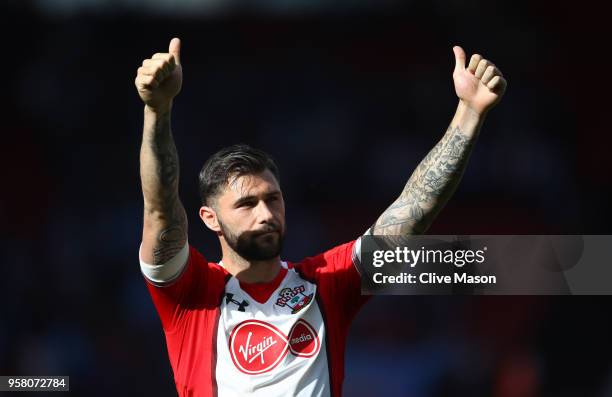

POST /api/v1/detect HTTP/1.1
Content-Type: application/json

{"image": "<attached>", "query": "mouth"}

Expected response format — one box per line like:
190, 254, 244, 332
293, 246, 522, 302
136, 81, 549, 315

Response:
257, 231, 277, 237
254, 229, 279, 240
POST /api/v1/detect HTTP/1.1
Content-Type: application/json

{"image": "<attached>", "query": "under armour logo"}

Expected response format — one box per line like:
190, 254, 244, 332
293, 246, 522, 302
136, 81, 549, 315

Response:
225, 293, 249, 312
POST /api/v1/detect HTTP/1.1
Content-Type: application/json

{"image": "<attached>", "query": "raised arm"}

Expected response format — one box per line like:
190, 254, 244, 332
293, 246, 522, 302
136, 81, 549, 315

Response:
372, 46, 507, 235
135, 38, 188, 265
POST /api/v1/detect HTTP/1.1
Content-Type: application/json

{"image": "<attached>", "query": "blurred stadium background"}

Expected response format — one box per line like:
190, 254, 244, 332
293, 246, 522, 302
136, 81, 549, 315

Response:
1, 0, 611, 396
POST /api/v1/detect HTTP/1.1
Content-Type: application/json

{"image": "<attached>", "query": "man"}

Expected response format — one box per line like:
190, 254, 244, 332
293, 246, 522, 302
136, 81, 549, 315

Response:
135, 37, 506, 397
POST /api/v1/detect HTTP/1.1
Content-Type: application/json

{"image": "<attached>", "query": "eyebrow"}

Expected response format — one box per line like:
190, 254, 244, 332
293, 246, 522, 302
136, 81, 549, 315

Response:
233, 190, 281, 207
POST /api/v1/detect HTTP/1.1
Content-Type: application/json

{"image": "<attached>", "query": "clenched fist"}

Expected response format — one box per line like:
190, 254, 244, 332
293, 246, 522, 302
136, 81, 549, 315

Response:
135, 38, 183, 112
452, 46, 507, 115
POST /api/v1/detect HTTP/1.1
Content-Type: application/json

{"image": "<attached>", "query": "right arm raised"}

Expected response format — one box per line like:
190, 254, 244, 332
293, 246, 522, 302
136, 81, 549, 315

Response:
136, 38, 187, 267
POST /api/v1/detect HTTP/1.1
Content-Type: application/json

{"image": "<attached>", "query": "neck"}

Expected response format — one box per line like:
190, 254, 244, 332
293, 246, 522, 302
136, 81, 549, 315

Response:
221, 246, 282, 284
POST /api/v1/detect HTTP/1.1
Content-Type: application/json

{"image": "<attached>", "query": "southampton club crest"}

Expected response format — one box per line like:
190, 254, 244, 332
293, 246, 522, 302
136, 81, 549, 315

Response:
275, 285, 313, 314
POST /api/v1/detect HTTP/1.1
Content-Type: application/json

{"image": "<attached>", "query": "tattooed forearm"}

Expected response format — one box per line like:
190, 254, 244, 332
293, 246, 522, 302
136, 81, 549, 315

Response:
143, 113, 179, 203
372, 124, 476, 235
140, 107, 188, 265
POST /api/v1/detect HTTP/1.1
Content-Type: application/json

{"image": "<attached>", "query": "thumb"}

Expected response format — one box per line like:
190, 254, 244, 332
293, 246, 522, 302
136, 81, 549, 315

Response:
453, 45, 466, 72
169, 37, 181, 65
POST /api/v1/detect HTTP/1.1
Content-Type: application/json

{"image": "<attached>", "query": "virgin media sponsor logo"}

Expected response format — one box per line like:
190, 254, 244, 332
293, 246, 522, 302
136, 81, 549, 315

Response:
229, 320, 288, 374
229, 319, 320, 374
288, 320, 319, 357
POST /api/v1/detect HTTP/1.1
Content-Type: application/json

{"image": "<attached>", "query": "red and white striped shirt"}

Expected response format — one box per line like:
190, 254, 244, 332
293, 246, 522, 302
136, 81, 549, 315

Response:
141, 239, 369, 397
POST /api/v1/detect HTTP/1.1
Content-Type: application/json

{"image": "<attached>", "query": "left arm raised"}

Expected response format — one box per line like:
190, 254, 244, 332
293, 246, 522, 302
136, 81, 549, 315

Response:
371, 46, 507, 235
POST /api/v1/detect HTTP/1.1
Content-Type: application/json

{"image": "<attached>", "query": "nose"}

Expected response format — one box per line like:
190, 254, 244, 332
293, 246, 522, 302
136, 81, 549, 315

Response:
255, 200, 275, 225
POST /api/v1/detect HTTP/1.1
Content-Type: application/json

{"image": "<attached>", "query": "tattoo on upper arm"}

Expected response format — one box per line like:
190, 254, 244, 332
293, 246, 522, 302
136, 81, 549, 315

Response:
373, 125, 473, 235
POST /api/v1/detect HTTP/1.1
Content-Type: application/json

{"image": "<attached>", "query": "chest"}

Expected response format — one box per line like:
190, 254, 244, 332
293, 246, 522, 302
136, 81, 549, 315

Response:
219, 271, 322, 374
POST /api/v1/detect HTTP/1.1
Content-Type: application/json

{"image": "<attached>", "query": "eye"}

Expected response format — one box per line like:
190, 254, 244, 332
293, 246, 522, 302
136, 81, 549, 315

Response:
267, 195, 281, 204
238, 200, 256, 208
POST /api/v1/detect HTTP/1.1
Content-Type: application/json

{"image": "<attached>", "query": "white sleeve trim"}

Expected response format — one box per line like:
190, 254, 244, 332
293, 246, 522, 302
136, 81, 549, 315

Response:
352, 228, 371, 275
139, 241, 189, 284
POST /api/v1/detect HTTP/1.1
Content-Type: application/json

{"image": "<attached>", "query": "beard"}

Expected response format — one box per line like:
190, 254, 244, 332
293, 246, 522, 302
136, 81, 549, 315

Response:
219, 220, 285, 261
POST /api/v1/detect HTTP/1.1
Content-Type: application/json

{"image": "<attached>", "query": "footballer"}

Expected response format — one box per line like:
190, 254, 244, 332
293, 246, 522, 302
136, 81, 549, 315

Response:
134, 37, 506, 396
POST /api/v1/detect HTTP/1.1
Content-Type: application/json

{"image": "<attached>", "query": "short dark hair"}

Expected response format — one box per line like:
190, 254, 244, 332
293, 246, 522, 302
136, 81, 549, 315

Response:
198, 144, 280, 205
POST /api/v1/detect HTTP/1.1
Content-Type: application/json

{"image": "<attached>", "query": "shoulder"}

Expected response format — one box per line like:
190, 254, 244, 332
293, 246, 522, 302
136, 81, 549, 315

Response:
289, 239, 358, 279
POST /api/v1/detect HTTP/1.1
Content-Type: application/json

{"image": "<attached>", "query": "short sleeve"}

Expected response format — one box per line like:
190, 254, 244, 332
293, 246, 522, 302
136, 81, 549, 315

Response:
142, 244, 227, 333
294, 238, 370, 329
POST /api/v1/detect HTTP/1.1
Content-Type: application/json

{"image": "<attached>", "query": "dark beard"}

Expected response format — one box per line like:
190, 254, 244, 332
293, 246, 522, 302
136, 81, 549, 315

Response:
219, 221, 284, 261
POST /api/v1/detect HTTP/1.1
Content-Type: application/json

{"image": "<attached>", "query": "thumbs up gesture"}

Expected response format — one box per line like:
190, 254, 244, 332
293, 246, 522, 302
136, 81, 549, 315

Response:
451, 46, 507, 115
135, 38, 183, 112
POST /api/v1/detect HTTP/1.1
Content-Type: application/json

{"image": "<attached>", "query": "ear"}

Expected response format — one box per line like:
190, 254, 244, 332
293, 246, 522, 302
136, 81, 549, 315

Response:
199, 205, 221, 233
